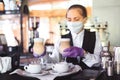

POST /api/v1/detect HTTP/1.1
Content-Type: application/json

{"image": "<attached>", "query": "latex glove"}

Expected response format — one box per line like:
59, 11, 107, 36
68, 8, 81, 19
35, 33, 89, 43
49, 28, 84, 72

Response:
62, 46, 84, 58
33, 47, 46, 58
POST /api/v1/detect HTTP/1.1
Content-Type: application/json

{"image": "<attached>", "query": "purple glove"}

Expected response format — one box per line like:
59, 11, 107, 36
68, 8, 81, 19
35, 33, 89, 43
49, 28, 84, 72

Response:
33, 47, 46, 58
62, 46, 84, 58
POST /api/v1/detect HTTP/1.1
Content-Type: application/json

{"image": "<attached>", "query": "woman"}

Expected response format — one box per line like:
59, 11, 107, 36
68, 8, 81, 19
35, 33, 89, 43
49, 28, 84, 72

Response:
51, 4, 102, 69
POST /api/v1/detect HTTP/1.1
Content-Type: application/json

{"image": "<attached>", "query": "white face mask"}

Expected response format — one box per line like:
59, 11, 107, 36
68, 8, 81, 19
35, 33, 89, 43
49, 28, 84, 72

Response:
67, 21, 83, 34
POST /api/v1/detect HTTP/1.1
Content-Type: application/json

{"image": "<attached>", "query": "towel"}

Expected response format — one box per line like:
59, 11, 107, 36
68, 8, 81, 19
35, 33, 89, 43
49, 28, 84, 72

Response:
0, 57, 12, 73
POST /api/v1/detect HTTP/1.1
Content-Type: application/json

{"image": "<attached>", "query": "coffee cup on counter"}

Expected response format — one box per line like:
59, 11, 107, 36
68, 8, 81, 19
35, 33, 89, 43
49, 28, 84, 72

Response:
52, 62, 69, 73
24, 63, 41, 74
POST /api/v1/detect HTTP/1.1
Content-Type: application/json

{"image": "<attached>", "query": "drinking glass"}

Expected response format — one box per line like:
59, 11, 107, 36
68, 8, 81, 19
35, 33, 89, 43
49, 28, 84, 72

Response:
33, 38, 45, 64
59, 38, 71, 62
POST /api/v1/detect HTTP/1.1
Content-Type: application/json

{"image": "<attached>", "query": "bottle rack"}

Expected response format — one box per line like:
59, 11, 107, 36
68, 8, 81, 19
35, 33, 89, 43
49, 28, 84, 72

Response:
0, 0, 29, 71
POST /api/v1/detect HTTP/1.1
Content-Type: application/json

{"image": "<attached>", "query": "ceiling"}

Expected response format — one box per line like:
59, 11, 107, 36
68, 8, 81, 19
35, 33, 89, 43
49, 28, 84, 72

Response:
27, 0, 92, 17
28, 0, 69, 6
28, 0, 69, 17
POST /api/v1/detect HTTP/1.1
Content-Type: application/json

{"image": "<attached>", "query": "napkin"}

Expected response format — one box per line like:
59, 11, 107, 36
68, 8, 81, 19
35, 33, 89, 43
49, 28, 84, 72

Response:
0, 57, 12, 73
10, 69, 57, 80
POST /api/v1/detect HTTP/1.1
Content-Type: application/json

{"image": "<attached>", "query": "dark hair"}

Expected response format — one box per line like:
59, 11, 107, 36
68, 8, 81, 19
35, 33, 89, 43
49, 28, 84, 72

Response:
66, 4, 87, 18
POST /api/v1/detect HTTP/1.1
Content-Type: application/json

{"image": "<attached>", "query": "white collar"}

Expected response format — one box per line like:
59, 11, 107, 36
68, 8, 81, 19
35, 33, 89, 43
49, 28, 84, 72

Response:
71, 30, 85, 39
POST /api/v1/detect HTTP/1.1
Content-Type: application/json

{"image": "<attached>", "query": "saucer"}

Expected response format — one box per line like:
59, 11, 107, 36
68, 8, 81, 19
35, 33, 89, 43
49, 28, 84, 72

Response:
23, 70, 49, 76
49, 65, 81, 76
52, 63, 75, 73
50, 67, 72, 74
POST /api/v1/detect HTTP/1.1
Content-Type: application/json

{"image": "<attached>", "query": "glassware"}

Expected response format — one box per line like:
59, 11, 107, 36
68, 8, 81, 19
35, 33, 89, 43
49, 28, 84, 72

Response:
59, 38, 70, 62
33, 38, 44, 55
33, 38, 45, 64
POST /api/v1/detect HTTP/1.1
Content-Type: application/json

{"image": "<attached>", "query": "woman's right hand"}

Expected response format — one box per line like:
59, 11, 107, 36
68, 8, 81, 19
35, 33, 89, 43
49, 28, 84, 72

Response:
62, 46, 84, 58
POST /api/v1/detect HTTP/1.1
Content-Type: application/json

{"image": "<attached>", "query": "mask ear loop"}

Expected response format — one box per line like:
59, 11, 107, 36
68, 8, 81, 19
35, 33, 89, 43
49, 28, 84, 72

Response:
82, 17, 88, 24
79, 17, 87, 32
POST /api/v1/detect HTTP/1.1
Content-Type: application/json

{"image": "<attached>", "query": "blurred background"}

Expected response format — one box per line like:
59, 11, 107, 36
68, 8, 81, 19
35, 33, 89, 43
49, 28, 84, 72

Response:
0, 0, 120, 54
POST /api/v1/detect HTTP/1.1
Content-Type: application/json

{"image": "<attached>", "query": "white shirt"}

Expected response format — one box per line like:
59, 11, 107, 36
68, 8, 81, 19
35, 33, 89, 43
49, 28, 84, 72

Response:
50, 30, 102, 67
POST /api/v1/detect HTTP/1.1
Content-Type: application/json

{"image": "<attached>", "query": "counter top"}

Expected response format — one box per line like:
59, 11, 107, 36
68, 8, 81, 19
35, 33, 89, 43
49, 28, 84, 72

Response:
0, 69, 103, 80
1, 65, 120, 80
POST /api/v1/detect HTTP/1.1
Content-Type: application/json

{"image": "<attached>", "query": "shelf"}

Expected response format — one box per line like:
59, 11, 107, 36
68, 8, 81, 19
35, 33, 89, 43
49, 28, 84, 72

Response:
0, 0, 29, 54
0, 10, 20, 15
0, 14, 20, 20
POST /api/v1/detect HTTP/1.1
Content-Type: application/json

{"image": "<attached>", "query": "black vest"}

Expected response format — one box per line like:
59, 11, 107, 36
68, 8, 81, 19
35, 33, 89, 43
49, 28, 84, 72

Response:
61, 30, 96, 69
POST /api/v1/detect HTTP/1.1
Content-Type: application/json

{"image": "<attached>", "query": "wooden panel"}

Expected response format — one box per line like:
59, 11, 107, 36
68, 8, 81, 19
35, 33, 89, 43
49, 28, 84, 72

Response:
28, 0, 69, 6
30, 9, 67, 17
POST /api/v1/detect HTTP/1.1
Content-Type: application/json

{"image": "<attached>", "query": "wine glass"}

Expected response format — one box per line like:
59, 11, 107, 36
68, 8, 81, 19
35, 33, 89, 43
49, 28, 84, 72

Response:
59, 38, 71, 62
33, 38, 45, 64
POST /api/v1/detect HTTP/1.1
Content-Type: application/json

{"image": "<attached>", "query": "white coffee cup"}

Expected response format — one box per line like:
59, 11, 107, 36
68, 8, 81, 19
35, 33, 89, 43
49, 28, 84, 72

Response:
52, 62, 69, 73
24, 64, 41, 74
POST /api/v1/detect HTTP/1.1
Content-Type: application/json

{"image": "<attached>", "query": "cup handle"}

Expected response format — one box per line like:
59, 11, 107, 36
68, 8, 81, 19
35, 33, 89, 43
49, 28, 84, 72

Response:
52, 65, 55, 71
24, 65, 28, 70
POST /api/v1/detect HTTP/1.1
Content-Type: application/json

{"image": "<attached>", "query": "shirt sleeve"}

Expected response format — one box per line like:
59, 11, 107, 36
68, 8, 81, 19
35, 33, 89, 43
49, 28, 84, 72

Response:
82, 32, 102, 67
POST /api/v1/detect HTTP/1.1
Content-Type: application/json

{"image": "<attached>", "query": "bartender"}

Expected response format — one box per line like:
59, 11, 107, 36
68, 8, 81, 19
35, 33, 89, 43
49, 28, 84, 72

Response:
50, 4, 102, 69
